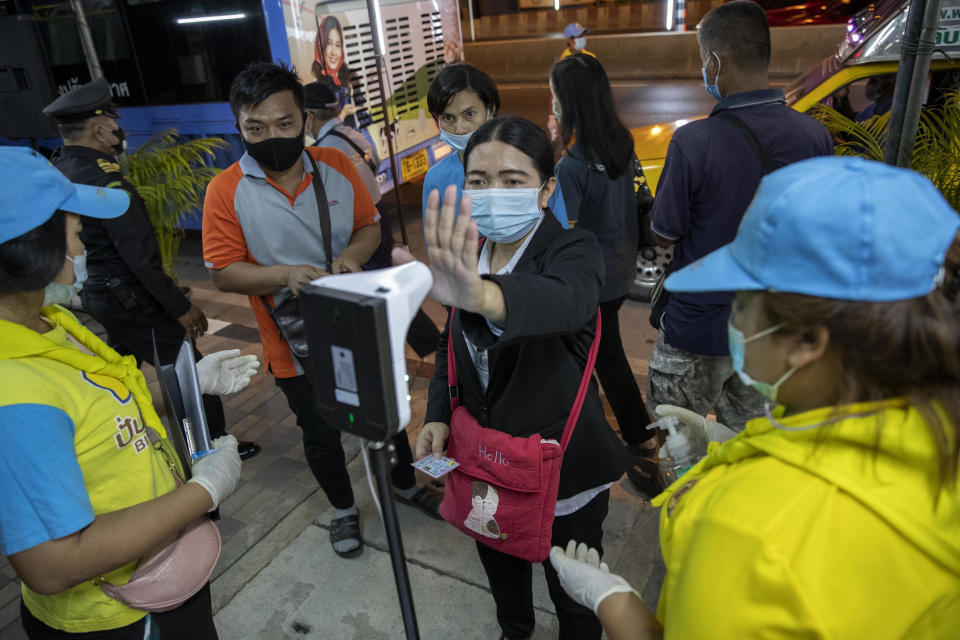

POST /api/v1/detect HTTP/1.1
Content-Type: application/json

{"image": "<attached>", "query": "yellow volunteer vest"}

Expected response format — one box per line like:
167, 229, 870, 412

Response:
652, 400, 960, 638
0, 307, 179, 633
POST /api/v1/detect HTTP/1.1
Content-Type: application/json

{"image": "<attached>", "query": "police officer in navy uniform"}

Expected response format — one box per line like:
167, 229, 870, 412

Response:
43, 77, 260, 459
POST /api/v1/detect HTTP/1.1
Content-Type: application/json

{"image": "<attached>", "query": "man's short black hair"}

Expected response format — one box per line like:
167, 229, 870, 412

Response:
0, 211, 66, 293
427, 64, 500, 118
229, 62, 305, 119
307, 107, 340, 124
698, 0, 771, 72
57, 120, 89, 143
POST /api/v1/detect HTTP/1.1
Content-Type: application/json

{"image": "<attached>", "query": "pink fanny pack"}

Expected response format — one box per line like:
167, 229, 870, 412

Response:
95, 517, 221, 612
438, 309, 600, 562
94, 429, 222, 612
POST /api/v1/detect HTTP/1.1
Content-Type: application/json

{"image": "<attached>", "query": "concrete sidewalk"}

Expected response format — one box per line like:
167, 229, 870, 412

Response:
211, 435, 664, 640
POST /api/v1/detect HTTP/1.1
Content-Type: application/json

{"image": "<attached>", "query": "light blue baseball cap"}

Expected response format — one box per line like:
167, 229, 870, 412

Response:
666, 156, 960, 301
0, 146, 130, 244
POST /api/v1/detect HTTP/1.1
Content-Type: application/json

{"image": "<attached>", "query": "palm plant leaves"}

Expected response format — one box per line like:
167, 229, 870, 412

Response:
810, 87, 960, 213
123, 129, 229, 280
912, 88, 960, 212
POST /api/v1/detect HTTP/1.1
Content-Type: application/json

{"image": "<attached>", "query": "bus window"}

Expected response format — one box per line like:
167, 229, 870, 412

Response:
124, 0, 272, 105
30, 0, 145, 104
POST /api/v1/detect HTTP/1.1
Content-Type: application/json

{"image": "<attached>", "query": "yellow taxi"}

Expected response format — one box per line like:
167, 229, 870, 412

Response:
631, 0, 960, 299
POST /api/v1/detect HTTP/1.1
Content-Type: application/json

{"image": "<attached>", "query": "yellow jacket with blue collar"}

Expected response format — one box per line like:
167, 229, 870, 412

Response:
652, 399, 960, 639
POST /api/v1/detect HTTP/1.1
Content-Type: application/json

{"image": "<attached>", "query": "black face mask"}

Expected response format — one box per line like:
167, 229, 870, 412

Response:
242, 125, 305, 172
111, 126, 126, 156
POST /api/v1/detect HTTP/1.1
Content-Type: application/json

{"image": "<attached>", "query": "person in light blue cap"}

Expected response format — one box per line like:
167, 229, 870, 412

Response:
546, 156, 960, 639
0, 147, 249, 639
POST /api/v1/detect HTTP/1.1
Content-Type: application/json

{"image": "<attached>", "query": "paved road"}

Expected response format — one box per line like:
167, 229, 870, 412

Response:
498, 81, 718, 131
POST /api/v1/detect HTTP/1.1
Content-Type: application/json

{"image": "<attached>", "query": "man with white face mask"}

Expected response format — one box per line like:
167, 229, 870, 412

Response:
647, 1, 832, 432
423, 63, 569, 230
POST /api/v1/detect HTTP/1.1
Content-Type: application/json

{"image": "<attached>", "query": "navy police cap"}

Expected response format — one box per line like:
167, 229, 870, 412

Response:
42, 77, 118, 124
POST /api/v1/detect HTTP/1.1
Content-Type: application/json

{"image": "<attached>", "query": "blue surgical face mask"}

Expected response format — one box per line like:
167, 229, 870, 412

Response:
440, 128, 473, 152
573, 37, 586, 50
551, 96, 561, 121
43, 252, 88, 307
701, 51, 722, 101
727, 317, 795, 404
467, 186, 543, 243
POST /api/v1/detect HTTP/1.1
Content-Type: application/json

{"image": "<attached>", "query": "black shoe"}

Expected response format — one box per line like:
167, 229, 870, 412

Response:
329, 513, 364, 559
237, 441, 261, 460
395, 484, 444, 520
626, 440, 665, 499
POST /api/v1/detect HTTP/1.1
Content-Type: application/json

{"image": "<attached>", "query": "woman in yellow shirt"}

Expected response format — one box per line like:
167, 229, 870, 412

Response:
549, 156, 960, 639
0, 148, 250, 638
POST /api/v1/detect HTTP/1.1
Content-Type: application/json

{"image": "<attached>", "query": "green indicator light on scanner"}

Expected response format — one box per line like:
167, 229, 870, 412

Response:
348, 413, 355, 424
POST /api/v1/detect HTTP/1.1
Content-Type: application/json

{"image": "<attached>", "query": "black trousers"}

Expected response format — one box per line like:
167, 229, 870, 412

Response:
596, 296, 652, 446
406, 308, 441, 359
82, 288, 227, 438
274, 374, 417, 509
476, 490, 609, 640
20, 583, 218, 639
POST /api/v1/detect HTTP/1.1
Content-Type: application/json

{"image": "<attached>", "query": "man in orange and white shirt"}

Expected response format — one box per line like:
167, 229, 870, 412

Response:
203, 62, 442, 559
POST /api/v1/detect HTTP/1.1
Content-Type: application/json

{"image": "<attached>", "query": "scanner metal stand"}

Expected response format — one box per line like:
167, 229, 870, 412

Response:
300, 262, 432, 640
368, 440, 420, 639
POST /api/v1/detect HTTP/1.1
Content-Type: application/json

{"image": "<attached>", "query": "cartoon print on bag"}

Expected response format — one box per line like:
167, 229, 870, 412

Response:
465, 481, 507, 540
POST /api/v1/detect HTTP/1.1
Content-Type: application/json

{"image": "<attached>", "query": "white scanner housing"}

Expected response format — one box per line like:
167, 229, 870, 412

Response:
299, 262, 432, 440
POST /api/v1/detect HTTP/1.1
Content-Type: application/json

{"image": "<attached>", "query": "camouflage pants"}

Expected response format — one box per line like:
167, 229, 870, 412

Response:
647, 332, 766, 432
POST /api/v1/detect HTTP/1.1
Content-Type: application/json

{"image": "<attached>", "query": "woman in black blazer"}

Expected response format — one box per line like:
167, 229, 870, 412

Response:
409, 117, 630, 640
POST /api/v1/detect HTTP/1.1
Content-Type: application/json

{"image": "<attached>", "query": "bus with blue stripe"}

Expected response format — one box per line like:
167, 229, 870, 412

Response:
18, 0, 463, 225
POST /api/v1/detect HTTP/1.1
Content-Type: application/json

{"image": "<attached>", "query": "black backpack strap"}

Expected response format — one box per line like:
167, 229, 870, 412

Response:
305, 152, 334, 273
324, 129, 379, 174
712, 111, 784, 175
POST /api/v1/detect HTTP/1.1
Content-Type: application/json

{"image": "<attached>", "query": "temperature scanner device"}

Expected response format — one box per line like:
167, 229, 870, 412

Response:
300, 262, 433, 441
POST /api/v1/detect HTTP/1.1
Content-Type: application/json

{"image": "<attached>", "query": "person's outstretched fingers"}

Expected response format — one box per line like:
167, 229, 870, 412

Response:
458, 196, 478, 270
424, 188, 441, 251
448, 193, 471, 267
462, 220, 479, 272
435, 184, 459, 251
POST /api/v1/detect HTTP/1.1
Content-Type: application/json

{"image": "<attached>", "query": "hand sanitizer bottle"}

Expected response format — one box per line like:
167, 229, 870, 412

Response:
647, 415, 707, 485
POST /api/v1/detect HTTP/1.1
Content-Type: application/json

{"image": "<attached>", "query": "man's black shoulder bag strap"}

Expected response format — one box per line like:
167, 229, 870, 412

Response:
712, 110, 784, 176
305, 153, 334, 273
324, 129, 379, 174
259, 152, 334, 361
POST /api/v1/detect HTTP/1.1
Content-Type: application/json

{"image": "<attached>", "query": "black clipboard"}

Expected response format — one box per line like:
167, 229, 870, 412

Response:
152, 333, 193, 479
151, 333, 221, 519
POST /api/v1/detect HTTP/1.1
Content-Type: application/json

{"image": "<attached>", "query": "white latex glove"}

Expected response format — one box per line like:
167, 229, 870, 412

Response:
196, 349, 260, 396
187, 435, 241, 512
549, 540, 640, 614
655, 404, 738, 442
